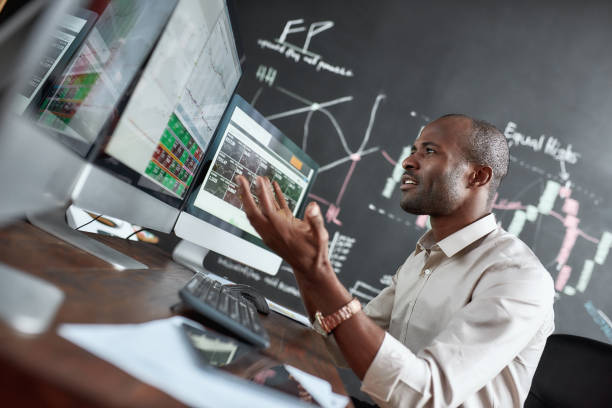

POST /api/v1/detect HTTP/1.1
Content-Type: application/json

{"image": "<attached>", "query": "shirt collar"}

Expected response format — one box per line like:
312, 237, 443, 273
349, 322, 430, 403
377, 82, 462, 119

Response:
416, 213, 497, 257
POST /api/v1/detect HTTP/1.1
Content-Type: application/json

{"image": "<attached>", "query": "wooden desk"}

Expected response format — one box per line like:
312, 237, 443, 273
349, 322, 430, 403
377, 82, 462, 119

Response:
0, 220, 350, 407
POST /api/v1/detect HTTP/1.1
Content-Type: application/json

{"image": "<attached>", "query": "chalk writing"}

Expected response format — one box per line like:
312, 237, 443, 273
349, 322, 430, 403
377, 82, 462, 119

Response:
257, 19, 354, 77
504, 121, 580, 180
329, 231, 356, 273
255, 65, 277, 86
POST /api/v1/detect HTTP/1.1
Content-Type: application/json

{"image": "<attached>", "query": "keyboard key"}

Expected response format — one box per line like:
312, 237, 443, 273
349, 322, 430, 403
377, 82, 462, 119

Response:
193, 279, 209, 297
205, 281, 222, 306
228, 294, 241, 322
238, 301, 251, 328
217, 290, 230, 314
246, 303, 264, 334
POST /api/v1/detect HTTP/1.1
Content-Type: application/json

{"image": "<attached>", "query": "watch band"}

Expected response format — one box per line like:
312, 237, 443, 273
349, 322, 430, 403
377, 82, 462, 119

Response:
314, 298, 361, 335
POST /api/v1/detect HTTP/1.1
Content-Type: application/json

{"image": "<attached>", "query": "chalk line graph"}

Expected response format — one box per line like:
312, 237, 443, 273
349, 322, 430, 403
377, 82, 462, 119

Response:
252, 84, 386, 225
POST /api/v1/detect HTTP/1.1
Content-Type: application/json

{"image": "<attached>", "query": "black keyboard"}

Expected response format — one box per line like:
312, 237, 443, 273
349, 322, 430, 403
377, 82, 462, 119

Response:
179, 273, 270, 348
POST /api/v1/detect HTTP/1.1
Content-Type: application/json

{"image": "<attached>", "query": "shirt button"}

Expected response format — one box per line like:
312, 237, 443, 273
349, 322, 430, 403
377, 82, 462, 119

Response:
423, 269, 431, 276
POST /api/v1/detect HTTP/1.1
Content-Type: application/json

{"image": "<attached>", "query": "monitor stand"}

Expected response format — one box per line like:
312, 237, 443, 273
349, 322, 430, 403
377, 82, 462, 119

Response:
28, 206, 148, 270
172, 239, 210, 275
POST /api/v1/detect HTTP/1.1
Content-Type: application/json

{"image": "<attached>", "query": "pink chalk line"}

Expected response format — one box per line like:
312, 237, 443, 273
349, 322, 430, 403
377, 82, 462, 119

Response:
381, 150, 397, 166
308, 193, 331, 206
492, 200, 527, 211
555, 265, 572, 291
335, 159, 358, 206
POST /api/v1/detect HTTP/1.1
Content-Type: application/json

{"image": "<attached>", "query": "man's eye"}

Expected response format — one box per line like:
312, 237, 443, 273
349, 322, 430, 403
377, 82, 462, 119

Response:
426, 148, 435, 154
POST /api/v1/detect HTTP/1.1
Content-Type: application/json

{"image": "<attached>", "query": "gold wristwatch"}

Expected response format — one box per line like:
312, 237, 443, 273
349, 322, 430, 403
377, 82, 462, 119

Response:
313, 298, 361, 336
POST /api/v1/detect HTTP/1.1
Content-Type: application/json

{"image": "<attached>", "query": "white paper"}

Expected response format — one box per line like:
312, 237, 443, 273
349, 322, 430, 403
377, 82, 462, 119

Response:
285, 365, 349, 408
58, 317, 348, 408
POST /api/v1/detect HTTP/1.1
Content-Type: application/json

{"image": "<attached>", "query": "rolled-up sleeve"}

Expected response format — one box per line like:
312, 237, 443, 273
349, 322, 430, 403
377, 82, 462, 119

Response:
362, 332, 432, 404
361, 263, 554, 407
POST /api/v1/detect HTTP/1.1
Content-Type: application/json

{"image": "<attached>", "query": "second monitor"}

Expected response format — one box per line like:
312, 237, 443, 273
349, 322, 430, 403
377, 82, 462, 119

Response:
175, 94, 318, 276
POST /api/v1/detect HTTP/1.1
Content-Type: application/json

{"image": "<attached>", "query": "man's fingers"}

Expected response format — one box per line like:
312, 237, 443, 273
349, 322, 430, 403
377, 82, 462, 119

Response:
272, 181, 290, 211
270, 182, 280, 211
236, 175, 265, 224
256, 177, 278, 217
305, 202, 329, 262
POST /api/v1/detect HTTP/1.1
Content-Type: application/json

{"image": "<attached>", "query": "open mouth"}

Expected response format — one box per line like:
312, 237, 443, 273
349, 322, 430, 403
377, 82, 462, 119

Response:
400, 174, 418, 190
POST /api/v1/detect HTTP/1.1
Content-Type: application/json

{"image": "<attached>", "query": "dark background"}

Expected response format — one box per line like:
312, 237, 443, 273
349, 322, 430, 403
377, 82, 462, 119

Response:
205, 0, 612, 345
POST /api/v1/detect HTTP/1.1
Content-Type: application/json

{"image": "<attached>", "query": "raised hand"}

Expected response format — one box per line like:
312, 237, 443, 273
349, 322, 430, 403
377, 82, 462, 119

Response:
236, 175, 332, 283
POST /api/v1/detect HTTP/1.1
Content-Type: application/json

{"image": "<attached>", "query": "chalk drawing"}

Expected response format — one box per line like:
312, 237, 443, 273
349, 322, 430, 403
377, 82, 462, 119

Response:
576, 260, 594, 292
367, 204, 411, 227
381, 146, 412, 199
585, 301, 612, 342
349, 280, 382, 302
594, 231, 612, 265
261, 83, 386, 225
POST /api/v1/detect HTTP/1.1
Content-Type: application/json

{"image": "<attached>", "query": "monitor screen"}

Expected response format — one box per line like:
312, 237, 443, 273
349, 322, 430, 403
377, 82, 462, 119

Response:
13, 8, 97, 115
101, 0, 241, 202
35, 0, 179, 157
28, 0, 242, 231
175, 94, 319, 275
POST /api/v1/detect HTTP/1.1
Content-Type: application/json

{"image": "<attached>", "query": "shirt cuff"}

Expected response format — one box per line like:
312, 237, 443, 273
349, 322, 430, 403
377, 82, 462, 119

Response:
361, 332, 431, 403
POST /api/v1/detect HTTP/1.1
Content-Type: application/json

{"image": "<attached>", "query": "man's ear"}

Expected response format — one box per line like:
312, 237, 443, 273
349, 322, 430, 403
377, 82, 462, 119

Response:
468, 165, 492, 188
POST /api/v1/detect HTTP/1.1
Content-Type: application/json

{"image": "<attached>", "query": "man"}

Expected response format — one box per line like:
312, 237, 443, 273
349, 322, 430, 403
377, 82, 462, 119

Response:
236, 114, 554, 407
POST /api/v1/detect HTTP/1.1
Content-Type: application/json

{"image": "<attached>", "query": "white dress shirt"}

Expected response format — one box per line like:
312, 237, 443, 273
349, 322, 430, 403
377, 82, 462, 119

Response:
327, 213, 555, 407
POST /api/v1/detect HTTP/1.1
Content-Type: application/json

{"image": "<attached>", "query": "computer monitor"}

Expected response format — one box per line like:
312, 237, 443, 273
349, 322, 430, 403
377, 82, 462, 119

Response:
0, 0, 86, 224
20, 0, 242, 268
174, 94, 319, 276
12, 6, 97, 116
0, 0, 89, 335
29, 0, 241, 228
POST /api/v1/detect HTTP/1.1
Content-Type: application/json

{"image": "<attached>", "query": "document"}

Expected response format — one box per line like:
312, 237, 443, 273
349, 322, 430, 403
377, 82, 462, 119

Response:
58, 317, 348, 408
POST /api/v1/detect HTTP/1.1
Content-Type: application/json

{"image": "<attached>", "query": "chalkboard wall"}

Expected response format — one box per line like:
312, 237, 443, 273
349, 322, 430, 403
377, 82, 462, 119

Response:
206, 0, 612, 344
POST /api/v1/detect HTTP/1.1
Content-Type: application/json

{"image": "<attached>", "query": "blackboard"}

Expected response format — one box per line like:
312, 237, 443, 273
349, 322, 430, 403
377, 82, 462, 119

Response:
205, 0, 612, 344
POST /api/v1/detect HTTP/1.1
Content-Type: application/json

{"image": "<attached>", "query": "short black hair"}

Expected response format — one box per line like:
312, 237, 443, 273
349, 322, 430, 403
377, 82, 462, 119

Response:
439, 114, 509, 204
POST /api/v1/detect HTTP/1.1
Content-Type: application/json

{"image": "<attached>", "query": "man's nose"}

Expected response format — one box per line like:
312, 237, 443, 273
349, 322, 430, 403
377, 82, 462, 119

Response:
402, 154, 418, 169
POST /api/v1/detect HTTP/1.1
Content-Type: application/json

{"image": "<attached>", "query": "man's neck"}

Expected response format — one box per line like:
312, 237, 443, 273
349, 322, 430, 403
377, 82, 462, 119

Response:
429, 211, 490, 242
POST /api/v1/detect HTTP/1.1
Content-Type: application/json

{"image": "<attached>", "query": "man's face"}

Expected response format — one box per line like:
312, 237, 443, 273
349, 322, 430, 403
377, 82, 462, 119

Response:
399, 117, 472, 216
